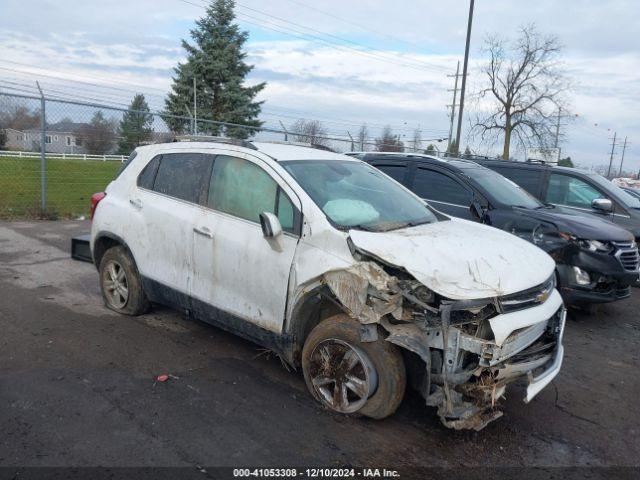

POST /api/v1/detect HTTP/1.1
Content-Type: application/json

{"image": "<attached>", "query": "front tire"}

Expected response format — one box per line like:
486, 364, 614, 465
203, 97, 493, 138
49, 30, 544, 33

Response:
99, 246, 149, 316
302, 314, 406, 419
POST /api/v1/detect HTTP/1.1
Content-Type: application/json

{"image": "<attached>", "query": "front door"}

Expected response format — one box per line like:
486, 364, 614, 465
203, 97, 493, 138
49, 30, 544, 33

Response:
191, 153, 301, 333
545, 172, 615, 220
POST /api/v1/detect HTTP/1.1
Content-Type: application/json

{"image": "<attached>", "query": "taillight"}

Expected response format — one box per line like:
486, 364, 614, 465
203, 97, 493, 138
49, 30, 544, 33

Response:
90, 192, 106, 220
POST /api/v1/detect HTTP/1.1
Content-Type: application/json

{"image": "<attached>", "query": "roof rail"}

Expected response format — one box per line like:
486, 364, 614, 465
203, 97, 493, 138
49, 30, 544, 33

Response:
261, 140, 335, 152
173, 135, 258, 150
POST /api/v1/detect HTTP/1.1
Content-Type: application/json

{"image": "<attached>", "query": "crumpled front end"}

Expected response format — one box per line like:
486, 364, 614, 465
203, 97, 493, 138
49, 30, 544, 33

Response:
323, 259, 566, 431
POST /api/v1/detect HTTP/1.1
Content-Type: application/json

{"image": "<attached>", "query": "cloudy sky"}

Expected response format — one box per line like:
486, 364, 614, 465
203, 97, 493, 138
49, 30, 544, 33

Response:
0, 0, 638, 171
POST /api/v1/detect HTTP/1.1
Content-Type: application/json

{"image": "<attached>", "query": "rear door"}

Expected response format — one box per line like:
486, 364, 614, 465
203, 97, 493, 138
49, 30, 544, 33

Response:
408, 166, 475, 219
488, 164, 547, 199
190, 152, 302, 333
133, 152, 214, 305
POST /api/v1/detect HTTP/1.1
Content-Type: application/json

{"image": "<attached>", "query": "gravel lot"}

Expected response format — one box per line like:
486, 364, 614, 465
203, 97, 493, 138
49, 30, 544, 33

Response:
0, 220, 638, 476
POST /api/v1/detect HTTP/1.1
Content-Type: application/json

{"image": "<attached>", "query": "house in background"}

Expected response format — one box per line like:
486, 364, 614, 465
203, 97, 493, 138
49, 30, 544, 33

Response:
2, 121, 89, 154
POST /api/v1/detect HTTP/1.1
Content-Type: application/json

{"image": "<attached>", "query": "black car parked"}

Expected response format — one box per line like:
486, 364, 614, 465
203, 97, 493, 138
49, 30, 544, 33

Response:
350, 152, 640, 306
621, 187, 640, 202
475, 159, 640, 242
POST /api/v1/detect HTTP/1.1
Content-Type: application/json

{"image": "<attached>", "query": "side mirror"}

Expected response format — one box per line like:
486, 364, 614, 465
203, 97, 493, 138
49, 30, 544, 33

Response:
592, 198, 613, 213
259, 212, 282, 238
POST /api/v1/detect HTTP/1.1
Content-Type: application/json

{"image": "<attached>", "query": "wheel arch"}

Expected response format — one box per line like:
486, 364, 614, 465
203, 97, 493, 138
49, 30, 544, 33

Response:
286, 284, 346, 366
92, 231, 135, 270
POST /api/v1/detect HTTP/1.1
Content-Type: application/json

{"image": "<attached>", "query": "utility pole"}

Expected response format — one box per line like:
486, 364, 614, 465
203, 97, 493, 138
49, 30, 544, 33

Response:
347, 131, 354, 152
185, 105, 194, 135
618, 136, 628, 177
279, 121, 289, 141
193, 77, 198, 136
607, 131, 617, 179
447, 61, 461, 152
554, 107, 562, 162
554, 107, 562, 148
455, 0, 474, 152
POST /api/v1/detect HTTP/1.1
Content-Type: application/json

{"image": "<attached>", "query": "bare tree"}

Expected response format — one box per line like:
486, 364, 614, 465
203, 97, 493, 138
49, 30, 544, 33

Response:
375, 125, 403, 152
79, 111, 117, 155
471, 25, 569, 159
0, 104, 40, 131
357, 123, 368, 151
290, 119, 329, 146
411, 128, 422, 152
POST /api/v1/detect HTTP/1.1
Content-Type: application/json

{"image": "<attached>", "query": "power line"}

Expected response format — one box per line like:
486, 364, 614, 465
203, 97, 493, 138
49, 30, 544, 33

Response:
0, 60, 169, 96
179, 0, 452, 74
281, 0, 443, 57
234, 1, 451, 73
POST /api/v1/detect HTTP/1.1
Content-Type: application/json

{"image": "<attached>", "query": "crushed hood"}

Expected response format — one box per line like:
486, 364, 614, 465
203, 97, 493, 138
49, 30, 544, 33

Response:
349, 218, 555, 300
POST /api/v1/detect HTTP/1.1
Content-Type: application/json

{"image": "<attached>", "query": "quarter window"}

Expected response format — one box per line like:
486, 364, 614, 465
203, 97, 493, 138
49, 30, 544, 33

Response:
207, 155, 297, 234
152, 153, 213, 204
137, 155, 161, 189
546, 174, 604, 209
413, 168, 472, 206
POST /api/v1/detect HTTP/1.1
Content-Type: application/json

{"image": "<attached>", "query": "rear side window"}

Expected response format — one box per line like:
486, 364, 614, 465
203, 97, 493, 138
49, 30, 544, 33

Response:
375, 164, 408, 184
152, 153, 213, 204
413, 168, 472, 206
137, 155, 161, 189
492, 166, 543, 197
208, 155, 299, 234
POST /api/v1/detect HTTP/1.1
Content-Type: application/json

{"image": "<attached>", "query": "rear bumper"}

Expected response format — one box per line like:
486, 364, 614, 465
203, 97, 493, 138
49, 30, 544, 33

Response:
71, 233, 92, 263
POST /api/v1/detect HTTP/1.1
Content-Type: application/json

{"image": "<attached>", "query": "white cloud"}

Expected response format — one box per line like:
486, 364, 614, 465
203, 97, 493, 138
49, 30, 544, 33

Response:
0, 0, 638, 169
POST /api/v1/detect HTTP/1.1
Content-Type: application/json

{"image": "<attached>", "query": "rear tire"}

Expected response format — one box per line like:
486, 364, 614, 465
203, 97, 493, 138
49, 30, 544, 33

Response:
99, 246, 150, 316
302, 314, 406, 420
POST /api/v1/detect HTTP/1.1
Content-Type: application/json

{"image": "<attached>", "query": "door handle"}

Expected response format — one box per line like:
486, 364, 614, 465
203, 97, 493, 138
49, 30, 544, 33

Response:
193, 226, 213, 238
129, 198, 143, 209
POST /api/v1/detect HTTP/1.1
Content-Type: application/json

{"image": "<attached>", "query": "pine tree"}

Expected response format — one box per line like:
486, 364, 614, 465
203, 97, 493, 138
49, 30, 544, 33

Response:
118, 94, 153, 154
164, 0, 265, 139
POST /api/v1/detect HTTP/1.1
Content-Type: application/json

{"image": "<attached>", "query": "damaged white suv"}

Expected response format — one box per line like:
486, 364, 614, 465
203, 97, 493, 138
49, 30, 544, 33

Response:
90, 139, 566, 430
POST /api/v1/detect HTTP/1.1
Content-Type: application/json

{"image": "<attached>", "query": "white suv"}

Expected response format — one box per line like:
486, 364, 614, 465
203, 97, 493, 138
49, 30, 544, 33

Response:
90, 139, 566, 430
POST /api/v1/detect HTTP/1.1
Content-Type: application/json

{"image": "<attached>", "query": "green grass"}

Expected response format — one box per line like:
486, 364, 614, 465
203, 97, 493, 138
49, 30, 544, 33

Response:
0, 156, 121, 219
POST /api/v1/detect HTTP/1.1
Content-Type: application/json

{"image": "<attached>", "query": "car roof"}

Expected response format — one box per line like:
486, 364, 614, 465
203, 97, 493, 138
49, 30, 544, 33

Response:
356, 152, 485, 171
136, 140, 356, 162
252, 142, 355, 161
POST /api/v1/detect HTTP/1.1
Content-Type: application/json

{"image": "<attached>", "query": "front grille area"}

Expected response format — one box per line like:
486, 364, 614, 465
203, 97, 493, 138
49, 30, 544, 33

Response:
612, 242, 640, 272
499, 275, 555, 313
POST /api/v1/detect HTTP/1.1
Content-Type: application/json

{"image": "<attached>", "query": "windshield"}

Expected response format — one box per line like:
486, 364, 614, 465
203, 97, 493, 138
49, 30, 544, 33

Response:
588, 174, 640, 209
282, 160, 438, 232
470, 168, 543, 209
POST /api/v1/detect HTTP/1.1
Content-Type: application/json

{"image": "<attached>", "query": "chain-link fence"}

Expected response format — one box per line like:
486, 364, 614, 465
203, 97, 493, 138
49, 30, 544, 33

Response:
0, 91, 453, 219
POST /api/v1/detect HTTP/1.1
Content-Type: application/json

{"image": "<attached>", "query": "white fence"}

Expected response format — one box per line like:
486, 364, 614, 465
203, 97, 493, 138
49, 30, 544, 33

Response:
0, 150, 127, 162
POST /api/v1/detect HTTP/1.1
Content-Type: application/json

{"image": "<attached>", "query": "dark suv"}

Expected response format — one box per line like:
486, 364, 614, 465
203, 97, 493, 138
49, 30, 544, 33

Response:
350, 152, 640, 306
475, 159, 640, 242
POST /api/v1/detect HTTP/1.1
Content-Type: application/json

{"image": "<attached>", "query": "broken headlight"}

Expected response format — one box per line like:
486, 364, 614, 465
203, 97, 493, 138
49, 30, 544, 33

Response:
532, 223, 570, 249
576, 239, 614, 254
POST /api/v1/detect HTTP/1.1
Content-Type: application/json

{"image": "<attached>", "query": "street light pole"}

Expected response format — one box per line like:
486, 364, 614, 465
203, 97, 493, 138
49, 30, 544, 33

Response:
455, 0, 474, 152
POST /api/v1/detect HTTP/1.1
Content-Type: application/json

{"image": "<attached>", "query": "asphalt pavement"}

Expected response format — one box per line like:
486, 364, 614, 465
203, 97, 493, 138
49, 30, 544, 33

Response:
0, 220, 638, 477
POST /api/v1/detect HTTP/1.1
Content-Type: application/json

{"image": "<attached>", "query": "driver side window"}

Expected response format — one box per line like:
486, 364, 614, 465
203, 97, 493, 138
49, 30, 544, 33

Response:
207, 155, 297, 234
546, 174, 604, 209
